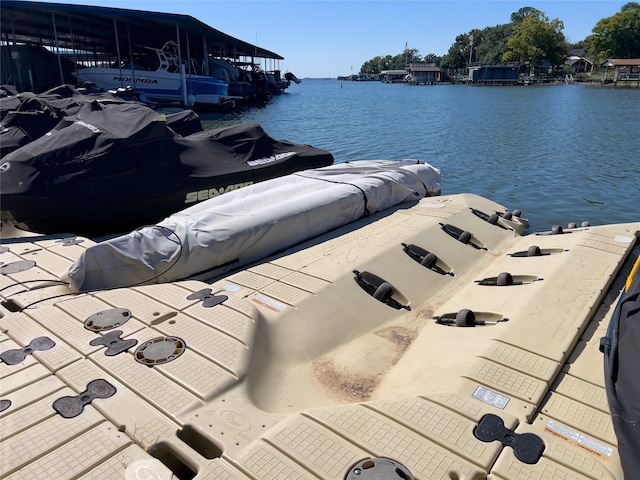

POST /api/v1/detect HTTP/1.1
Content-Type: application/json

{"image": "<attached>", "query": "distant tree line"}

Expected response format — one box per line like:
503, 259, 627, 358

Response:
359, 3, 640, 75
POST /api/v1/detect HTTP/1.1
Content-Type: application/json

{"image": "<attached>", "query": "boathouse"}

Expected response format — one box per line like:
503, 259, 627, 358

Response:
381, 70, 407, 83
468, 64, 520, 85
0, 1, 285, 95
405, 63, 448, 84
601, 59, 640, 86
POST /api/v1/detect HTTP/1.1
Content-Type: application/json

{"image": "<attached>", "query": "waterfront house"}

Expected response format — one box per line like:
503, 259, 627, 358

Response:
565, 56, 593, 74
565, 48, 593, 74
404, 63, 448, 84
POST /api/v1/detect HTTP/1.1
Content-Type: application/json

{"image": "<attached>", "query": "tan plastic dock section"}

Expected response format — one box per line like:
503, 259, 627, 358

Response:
1, 193, 638, 479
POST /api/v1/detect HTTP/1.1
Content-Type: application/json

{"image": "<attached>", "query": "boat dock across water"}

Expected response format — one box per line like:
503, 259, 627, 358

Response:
0, 1, 298, 108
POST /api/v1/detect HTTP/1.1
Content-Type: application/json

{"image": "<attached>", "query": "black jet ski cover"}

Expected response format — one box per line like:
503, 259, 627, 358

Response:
0, 109, 61, 157
0, 101, 333, 235
601, 255, 640, 477
165, 109, 203, 137
0, 85, 154, 157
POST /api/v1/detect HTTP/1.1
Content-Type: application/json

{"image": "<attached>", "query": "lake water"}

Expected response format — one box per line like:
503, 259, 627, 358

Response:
200, 79, 639, 231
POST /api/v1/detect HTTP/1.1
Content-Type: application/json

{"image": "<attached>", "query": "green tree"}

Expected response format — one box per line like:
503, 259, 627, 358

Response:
569, 40, 588, 52
400, 48, 422, 67
510, 6, 545, 24
503, 11, 567, 71
443, 31, 478, 72
443, 7, 543, 73
587, 2, 640, 60
422, 53, 442, 64
359, 49, 424, 73
360, 56, 382, 74
474, 23, 514, 65
378, 55, 394, 71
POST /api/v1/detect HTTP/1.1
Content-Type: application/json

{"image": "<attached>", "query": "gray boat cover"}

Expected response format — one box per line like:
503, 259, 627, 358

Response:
602, 256, 640, 477
66, 159, 441, 291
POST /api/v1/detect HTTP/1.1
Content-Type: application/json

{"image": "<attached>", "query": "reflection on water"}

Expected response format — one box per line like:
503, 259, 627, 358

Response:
200, 80, 639, 230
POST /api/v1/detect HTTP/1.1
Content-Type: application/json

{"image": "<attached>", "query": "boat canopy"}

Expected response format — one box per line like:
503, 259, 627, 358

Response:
1, 1, 284, 91
0, 1, 282, 61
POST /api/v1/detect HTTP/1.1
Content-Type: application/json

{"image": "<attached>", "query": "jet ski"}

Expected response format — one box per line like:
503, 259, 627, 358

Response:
0, 101, 333, 236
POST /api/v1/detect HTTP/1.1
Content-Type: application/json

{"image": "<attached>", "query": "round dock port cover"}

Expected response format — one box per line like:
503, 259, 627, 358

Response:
84, 308, 132, 331
345, 457, 414, 479
134, 336, 186, 366
0, 260, 36, 275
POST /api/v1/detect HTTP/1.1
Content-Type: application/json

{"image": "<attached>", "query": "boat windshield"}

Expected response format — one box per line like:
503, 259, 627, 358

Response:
116, 51, 159, 71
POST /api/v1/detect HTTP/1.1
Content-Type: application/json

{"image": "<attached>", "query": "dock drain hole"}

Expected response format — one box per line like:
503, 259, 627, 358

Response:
177, 425, 223, 460
147, 442, 197, 480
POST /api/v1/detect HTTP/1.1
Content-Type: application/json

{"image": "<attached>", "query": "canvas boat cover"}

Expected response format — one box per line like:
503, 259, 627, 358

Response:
602, 255, 640, 477
0, 84, 153, 157
66, 159, 441, 291
0, 100, 333, 235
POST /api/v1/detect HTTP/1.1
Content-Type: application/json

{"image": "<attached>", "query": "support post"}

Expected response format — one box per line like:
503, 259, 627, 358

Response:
51, 12, 65, 86
127, 23, 136, 88
203, 35, 208, 76
113, 17, 123, 87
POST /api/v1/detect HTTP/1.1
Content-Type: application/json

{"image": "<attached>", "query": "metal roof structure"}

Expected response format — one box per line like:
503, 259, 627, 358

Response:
0, 1, 283, 61
601, 58, 640, 67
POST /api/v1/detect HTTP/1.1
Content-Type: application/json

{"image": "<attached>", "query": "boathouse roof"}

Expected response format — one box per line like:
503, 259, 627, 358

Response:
406, 63, 442, 73
601, 59, 640, 67
0, 1, 284, 61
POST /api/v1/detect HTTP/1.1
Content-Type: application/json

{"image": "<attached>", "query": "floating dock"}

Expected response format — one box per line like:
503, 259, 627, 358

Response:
1, 193, 638, 479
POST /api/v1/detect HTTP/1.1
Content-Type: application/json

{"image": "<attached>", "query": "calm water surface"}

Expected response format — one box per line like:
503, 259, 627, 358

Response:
200, 80, 639, 230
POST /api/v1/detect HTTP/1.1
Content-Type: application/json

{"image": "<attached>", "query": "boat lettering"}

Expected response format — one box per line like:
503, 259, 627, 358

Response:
75, 121, 101, 133
185, 182, 253, 203
247, 152, 296, 166
113, 76, 158, 84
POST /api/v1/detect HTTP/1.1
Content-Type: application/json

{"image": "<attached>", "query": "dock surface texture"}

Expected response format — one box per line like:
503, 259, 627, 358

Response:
1, 193, 638, 480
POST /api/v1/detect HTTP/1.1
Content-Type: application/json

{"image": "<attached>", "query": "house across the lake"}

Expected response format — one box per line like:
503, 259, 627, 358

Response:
566, 56, 593, 74
468, 64, 520, 85
405, 63, 449, 84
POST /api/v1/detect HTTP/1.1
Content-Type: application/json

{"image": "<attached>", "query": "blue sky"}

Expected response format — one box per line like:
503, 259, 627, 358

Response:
36, 0, 628, 77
